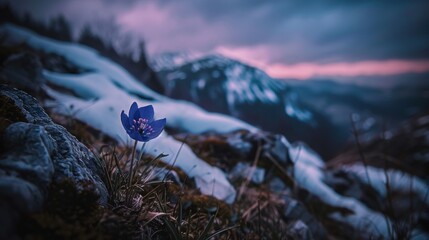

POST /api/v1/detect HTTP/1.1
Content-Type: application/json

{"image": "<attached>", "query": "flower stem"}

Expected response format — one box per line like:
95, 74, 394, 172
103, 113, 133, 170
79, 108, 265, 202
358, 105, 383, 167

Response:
132, 142, 146, 182
128, 139, 138, 187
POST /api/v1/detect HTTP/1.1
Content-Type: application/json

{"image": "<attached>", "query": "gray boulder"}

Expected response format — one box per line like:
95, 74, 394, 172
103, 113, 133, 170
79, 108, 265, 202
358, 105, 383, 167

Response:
282, 196, 326, 239
0, 85, 108, 237
0, 123, 55, 194
287, 220, 314, 240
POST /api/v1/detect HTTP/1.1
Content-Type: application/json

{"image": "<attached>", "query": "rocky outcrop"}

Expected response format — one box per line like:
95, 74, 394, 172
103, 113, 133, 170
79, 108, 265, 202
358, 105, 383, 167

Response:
0, 85, 108, 237
281, 195, 327, 239
176, 130, 332, 239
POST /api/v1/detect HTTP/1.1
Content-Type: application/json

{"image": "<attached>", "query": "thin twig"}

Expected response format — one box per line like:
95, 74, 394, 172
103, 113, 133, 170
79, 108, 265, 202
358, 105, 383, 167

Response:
237, 141, 262, 201
350, 115, 372, 186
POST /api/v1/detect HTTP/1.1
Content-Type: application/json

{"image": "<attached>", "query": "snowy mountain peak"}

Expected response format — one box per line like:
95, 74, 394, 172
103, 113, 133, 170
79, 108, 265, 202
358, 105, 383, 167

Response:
154, 51, 314, 125
150, 51, 206, 71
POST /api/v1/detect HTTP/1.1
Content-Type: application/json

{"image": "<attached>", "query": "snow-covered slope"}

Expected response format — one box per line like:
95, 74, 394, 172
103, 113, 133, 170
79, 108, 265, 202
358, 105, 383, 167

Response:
1, 23, 258, 204
3, 24, 428, 239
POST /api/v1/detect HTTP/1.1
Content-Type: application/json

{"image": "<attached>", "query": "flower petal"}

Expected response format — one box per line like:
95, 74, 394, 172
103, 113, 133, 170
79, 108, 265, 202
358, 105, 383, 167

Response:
146, 118, 166, 140
121, 110, 130, 130
138, 105, 154, 122
128, 131, 144, 141
128, 102, 139, 125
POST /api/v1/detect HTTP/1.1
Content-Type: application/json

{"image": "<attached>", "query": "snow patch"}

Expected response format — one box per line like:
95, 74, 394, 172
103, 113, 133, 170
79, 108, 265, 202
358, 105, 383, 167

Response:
197, 78, 206, 89
287, 142, 391, 238
283, 94, 313, 123
224, 64, 279, 104
343, 164, 429, 205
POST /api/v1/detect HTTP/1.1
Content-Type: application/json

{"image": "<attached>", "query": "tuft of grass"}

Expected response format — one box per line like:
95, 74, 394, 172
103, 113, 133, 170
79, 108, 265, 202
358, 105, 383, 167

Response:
94, 142, 238, 239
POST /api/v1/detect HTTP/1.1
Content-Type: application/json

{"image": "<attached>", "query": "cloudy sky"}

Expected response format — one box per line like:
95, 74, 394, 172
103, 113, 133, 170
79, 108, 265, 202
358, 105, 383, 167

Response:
3, 0, 429, 79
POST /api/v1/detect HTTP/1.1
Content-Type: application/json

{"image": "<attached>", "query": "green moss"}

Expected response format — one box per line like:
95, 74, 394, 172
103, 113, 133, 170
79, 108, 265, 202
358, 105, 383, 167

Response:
180, 193, 231, 220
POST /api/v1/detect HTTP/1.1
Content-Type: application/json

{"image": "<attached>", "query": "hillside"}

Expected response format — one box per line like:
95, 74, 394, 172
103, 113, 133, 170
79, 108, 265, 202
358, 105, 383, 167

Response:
1, 24, 428, 239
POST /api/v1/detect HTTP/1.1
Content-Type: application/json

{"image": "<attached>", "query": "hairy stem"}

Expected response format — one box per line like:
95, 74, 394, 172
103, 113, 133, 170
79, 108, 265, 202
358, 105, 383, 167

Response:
128, 139, 138, 187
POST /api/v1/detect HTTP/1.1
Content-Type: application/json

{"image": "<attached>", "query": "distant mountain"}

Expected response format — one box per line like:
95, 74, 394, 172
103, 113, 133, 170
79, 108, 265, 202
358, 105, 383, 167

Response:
290, 73, 429, 89
152, 53, 342, 158
152, 53, 429, 159
283, 79, 429, 143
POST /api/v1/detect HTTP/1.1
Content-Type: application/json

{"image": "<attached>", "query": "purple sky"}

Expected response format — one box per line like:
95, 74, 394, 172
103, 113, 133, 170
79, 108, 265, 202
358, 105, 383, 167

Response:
3, 0, 429, 79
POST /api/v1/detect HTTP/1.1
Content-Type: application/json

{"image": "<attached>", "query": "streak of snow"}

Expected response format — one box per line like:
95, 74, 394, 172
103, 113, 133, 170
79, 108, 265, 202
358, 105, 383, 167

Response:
197, 78, 206, 89
287, 142, 391, 238
344, 164, 429, 205
192, 62, 201, 72
166, 71, 186, 81
417, 115, 429, 125
283, 95, 313, 122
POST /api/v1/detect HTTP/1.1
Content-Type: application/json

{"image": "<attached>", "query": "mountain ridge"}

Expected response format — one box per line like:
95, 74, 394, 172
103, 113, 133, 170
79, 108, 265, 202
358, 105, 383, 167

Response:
152, 52, 429, 159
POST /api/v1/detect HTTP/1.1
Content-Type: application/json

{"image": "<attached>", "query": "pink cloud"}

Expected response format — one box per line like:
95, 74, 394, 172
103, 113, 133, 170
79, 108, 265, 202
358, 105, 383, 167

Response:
215, 45, 272, 68
264, 60, 429, 79
216, 46, 429, 79
117, 2, 226, 55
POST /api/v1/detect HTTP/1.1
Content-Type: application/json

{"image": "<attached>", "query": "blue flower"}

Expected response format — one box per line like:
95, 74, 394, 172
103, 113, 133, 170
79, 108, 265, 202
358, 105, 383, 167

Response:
121, 102, 166, 142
